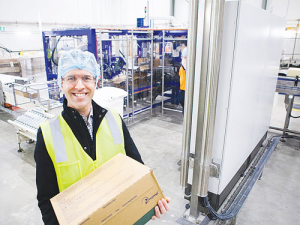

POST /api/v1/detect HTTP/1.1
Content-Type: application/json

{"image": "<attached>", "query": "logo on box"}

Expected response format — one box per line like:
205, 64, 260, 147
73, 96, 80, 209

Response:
142, 192, 158, 204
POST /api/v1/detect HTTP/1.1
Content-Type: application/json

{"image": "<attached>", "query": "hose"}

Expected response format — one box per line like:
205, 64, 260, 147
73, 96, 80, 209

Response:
51, 36, 63, 66
0, 46, 12, 53
289, 113, 300, 119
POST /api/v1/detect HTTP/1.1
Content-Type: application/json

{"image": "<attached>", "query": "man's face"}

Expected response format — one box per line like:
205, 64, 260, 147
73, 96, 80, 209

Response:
61, 69, 96, 115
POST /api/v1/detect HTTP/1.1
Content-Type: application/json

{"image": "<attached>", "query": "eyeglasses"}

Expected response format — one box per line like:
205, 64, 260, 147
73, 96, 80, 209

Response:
62, 75, 96, 85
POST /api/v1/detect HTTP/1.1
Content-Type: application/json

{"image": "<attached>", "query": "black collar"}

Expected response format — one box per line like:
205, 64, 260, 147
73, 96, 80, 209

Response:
62, 98, 107, 120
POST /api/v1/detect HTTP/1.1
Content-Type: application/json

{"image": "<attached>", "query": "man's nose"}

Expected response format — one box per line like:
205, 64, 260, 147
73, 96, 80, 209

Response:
75, 78, 85, 89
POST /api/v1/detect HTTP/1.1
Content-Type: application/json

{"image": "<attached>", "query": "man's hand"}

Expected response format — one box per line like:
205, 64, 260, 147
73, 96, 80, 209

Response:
151, 197, 171, 220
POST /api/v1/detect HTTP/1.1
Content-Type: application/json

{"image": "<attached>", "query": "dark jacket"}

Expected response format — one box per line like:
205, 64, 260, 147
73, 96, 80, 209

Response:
34, 99, 143, 225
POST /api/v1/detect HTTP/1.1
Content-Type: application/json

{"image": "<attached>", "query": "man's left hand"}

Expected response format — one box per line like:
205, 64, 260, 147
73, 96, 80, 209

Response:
152, 197, 171, 220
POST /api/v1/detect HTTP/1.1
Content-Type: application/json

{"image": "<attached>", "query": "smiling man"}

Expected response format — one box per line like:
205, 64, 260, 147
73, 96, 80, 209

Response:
34, 49, 170, 224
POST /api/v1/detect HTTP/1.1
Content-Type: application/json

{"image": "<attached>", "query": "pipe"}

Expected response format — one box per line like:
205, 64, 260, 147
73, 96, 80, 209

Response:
262, 0, 267, 10
162, 30, 165, 116
131, 31, 134, 122
99, 29, 104, 88
151, 31, 153, 115
126, 35, 129, 123
197, 0, 225, 197
292, 21, 299, 60
180, 0, 198, 189
269, 126, 300, 135
171, 0, 175, 17
187, 0, 225, 219
186, 0, 203, 217
147, 0, 150, 27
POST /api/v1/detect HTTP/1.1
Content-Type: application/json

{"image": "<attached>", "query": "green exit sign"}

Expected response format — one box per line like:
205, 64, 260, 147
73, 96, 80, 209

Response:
0, 27, 5, 32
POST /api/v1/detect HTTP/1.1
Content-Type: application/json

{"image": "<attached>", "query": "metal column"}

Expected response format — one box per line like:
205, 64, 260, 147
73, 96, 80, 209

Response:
0, 81, 3, 106
162, 30, 165, 115
131, 31, 134, 121
151, 31, 153, 115
183, 0, 226, 220
180, 0, 199, 190
99, 29, 104, 88
292, 21, 299, 61
283, 94, 295, 136
126, 34, 129, 123
197, 0, 225, 197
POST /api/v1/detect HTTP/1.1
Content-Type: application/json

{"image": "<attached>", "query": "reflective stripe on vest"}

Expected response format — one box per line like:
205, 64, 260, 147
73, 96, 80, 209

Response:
105, 109, 122, 145
49, 117, 67, 163
40, 108, 126, 192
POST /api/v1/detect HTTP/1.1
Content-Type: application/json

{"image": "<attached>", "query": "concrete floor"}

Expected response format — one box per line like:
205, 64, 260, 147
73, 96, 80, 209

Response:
0, 93, 300, 224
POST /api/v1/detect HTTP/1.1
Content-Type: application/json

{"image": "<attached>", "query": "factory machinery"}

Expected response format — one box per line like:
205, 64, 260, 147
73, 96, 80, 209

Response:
280, 20, 300, 70
42, 27, 187, 121
0, 74, 59, 151
0, 1, 294, 224
7, 108, 55, 152
270, 67, 300, 137
179, 0, 285, 224
0, 74, 62, 115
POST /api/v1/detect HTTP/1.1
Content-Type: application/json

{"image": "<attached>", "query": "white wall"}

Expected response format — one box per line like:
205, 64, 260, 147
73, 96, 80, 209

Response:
266, 0, 300, 61
173, 0, 265, 28
0, 0, 174, 51
0, 0, 173, 27
266, 0, 289, 18
241, 0, 264, 8
267, 0, 300, 19
286, 0, 300, 20
2, 0, 298, 53
174, 0, 189, 25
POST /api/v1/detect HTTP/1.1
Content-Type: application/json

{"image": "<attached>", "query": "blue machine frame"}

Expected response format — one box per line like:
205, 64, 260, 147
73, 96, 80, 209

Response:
41, 28, 187, 113
42, 29, 97, 81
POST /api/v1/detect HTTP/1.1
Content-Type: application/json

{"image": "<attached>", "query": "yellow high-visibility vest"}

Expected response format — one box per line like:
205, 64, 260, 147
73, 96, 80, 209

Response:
40, 108, 126, 192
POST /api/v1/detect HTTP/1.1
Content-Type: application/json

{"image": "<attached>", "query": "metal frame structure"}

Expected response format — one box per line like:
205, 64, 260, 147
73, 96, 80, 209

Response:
42, 29, 97, 81
270, 76, 300, 136
280, 21, 300, 69
179, 0, 285, 224
42, 28, 187, 122
157, 30, 188, 114
8, 108, 55, 152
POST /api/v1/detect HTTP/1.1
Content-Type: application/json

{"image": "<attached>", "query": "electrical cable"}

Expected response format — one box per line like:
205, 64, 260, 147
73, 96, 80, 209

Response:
202, 136, 281, 221
220, 134, 284, 214
0, 46, 12, 53
0, 43, 40, 53
289, 113, 300, 119
51, 36, 63, 66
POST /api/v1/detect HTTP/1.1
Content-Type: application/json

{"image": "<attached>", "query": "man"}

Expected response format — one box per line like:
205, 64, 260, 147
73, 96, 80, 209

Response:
34, 49, 170, 224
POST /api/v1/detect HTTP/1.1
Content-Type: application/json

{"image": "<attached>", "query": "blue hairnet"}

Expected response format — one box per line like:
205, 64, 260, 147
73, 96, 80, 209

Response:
57, 49, 100, 88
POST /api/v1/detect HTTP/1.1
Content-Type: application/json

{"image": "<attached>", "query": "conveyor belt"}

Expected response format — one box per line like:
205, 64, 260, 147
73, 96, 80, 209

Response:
276, 76, 300, 95
7, 108, 55, 151
13, 108, 52, 131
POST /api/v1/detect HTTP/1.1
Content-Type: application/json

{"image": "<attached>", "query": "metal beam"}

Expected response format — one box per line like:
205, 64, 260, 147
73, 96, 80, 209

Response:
188, 0, 226, 219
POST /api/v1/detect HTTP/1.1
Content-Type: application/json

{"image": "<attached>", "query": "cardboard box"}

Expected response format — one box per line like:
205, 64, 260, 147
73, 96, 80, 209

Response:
14, 89, 38, 98
138, 58, 150, 71
153, 59, 160, 68
51, 153, 165, 225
